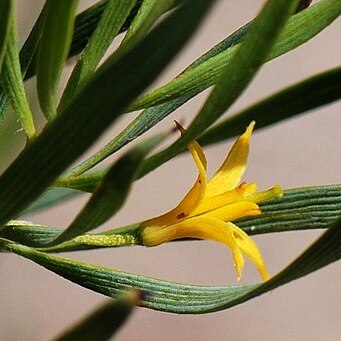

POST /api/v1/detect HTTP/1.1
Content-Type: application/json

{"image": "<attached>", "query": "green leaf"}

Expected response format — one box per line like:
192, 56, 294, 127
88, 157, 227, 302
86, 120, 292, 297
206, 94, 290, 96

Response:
55, 171, 106, 193
59, 0, 136, 111
0, 0, 141, 121
120, 0, 176, 47
65, 18, 248, 177
138, 0, 300, 178
22, 1, 144, 82
0, 221, 139, 250
0, 1, 46, 120
36, 0, 79, 120
53, 291, 140, 341
0, 0, 12, 72
0, 220, 62, 247
48, 134, 165, 246
0, 0, 216, 229
1, 7, 36, 140
2, 184, 340, 250
237, 184, 341, 235
129, 0, 341, 111
199, 65, 341, 145
66, 0, 341, 178
1, 215, 340, 313
20, 188, 82, 216
66, 0, 110, 58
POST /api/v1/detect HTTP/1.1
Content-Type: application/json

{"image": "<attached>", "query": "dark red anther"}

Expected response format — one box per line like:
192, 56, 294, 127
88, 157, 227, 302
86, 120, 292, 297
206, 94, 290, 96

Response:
176, 212, 186, 219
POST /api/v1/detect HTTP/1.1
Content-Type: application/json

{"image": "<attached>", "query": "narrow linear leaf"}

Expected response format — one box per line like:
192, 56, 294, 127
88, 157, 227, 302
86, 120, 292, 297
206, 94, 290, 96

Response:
1, 7, 36, 140
0, 220, 62, 247
23, 0, 144, 81
0, 221, 140, 250
48, 134, 165, 246
0, 92, 7, 119
238, 184, 341, 235
0, 1, 151, 120
55, 171, 107, 193
20, 188, 82, 216
1, 184, 340, 250
1, 216, 340, 313
0, 0, 12, 72
129, 0, 341, 111
0, 0, 216, 229
65, 19, 248, 177
36, 0, 79, 120
102, 0, 340, 174
66, 0, 338, 179
54, 291, 140, 341
199, 65, 341, 145
65, 0, 110, 58
0, 0, 141, 106
18, 4, 46, 74
120, 0, 176, 47
0, 2, 47, 120
59, 0, 136, 111
139, 0, 300, 178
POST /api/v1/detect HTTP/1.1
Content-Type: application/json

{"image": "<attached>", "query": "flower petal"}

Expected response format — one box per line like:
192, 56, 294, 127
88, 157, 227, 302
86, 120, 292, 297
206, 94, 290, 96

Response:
175, 121, 207, 171
142, 124, 207, 228
206, 122, 255, 197
191, 182, 257, 216
141, 216, 244, 279
202, 201, 261, 222
228, 222, 270, 281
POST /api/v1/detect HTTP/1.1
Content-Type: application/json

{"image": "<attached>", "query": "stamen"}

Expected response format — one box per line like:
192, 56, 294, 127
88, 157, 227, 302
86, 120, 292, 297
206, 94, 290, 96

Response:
245, 184, 283, 203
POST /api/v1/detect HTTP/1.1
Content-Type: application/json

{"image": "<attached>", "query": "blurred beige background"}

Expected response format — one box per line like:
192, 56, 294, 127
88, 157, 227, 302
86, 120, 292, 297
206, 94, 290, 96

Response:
1, 0, 340, 340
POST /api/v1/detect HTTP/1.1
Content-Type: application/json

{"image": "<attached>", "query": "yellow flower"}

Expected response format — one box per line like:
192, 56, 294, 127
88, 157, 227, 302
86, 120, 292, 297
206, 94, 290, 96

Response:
140, 122, 282, 281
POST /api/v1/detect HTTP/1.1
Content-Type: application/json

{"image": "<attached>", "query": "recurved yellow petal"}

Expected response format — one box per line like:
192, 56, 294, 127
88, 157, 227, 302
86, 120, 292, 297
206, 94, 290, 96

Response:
229, 222, 270, 281
175, 121, 207, 170
142, 124, 207, 228
206, 122, 255, 197
141, 216, 245, 279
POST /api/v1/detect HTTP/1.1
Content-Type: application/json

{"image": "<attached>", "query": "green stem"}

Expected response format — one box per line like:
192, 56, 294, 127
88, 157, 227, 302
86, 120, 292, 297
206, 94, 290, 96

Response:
38, 228, 143, 253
